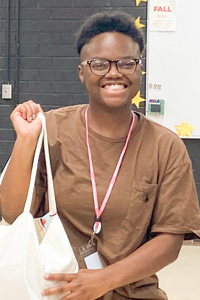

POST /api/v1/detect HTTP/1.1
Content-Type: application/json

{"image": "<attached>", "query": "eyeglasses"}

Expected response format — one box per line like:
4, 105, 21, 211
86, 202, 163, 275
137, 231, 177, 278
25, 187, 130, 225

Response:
81, 58, 142, 76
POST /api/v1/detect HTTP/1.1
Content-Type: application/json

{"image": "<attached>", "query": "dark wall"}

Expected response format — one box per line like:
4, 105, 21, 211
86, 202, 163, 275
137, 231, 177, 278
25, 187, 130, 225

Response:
0, 0, 199, 205
183, 140, 200, 202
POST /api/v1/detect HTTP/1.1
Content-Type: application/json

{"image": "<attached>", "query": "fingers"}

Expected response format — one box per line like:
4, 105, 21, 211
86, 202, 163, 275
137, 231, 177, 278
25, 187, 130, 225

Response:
12, 100, 43, 123
42, 270, 105, 300
44, 273, 75, 282
42, 283, 71, 297
42, 274, 74, 300
9, 100, 44, 138
42, 274, 76, 298
19, 100, 40, 122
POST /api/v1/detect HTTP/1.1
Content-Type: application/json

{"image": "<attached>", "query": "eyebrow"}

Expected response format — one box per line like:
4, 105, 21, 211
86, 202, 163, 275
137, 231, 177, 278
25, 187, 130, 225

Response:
86, 56, 138, 60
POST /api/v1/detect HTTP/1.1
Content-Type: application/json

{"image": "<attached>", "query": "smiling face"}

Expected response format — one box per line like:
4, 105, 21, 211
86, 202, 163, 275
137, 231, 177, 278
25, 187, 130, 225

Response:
78, 32, 142, 111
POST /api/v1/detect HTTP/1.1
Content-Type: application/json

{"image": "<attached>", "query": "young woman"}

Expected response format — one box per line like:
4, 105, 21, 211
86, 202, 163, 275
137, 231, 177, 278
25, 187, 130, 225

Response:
1, 11, 200, 300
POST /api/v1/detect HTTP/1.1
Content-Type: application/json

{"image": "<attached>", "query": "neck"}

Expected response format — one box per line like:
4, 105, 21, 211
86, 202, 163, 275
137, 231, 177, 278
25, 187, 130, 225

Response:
87, 105, 135, 139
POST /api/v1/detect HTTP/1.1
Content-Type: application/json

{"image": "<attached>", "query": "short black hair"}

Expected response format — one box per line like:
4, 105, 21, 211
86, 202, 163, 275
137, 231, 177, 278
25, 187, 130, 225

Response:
75, 11, 144, 55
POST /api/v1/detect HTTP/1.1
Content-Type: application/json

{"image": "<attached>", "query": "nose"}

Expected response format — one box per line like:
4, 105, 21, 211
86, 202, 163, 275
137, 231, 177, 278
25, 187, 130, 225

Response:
105, 61, 123, 78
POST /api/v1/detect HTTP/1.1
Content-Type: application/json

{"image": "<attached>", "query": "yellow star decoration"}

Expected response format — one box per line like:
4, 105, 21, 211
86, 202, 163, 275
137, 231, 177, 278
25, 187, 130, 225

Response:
135, 16, 145, 29
136, 0, 147, 7
132, 91, 145, 108
175, 121, 194, 137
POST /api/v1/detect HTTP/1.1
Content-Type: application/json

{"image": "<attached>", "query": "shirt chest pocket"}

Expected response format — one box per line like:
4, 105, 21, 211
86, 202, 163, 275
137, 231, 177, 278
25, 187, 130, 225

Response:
126, 181, 158, 231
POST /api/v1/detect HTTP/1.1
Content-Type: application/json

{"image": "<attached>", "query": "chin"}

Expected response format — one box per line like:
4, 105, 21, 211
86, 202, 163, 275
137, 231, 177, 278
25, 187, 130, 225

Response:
102, 99, 131, 110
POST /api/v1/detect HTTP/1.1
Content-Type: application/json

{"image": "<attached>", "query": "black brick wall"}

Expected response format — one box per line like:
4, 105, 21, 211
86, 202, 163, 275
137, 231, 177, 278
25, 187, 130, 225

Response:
0, 0, 199, 205
183, 140, 200, 203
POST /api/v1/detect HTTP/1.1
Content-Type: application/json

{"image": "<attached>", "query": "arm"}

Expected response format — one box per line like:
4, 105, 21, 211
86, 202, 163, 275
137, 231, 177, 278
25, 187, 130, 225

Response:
0, 101, 43, 224
42, 232, 184, 300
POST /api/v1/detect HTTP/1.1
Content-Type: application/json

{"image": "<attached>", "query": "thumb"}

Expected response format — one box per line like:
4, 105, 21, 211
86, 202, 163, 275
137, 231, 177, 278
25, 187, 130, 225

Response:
37, 103, 44, 114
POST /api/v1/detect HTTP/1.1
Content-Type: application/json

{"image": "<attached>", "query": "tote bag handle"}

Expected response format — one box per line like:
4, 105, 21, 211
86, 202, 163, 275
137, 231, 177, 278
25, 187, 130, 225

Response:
24, 113, 57, 215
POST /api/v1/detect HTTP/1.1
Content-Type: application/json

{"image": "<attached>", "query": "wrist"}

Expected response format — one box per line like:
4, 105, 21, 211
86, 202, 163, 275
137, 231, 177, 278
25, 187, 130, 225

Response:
16, 133, 39, 144
14, 135, 39, 159
99, 266, 121, 292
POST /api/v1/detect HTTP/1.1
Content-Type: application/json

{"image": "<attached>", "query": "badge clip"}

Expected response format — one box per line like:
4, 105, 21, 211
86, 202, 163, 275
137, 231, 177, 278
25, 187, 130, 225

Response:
93, 217, 101, 234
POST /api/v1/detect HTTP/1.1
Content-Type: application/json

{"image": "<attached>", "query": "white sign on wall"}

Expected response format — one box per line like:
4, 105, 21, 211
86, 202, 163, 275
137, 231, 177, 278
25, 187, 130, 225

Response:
147, 0, 200, 138
149, 0, 176, 31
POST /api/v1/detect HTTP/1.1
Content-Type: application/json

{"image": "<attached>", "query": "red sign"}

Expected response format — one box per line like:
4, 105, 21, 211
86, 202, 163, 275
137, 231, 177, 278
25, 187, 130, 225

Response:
154, 6, 172, 12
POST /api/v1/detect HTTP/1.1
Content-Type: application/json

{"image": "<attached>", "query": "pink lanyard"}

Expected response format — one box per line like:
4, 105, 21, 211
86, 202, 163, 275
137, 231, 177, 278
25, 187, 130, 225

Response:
85, 107, 135, 234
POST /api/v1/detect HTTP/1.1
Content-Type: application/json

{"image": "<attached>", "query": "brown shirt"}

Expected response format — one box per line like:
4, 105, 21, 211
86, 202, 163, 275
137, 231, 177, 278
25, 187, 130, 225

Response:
34, 104, 200, 300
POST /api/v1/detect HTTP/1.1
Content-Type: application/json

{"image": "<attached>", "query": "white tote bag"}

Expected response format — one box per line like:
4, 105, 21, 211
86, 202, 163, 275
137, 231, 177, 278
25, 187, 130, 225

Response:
0, 113, 78, 299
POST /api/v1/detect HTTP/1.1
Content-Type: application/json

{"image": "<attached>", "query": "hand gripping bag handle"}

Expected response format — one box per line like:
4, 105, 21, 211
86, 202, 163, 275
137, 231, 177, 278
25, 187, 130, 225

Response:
0, 113, 57, 216
24, 112, 57, 215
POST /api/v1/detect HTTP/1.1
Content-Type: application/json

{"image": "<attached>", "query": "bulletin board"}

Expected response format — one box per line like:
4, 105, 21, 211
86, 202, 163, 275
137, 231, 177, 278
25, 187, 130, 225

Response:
146, 0, 200, 138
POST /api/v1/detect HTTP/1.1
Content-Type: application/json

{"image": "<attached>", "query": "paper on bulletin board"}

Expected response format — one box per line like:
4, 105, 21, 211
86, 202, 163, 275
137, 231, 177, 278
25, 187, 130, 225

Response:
149, 0, 176, 31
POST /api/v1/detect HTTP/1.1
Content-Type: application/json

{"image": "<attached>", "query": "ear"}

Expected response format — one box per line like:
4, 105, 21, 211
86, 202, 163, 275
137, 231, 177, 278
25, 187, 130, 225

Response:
78, 65, 85, 84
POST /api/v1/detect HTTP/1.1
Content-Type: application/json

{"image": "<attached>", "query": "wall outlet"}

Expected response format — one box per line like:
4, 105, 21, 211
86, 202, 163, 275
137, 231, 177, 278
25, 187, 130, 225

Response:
2, 84, 12, 99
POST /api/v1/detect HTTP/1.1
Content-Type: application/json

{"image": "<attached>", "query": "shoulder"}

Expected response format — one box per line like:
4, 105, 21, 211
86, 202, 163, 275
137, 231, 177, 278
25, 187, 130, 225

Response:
44, 104, 86, 122
137, 112, 186, 145
135, 112, 191, 167
44, 104, 86, 132
44, 104, 86, 146
137, 112, 180, 139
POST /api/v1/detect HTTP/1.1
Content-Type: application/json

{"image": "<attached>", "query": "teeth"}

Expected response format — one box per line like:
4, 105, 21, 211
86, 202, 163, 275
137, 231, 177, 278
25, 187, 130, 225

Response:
104, 84, 125, 90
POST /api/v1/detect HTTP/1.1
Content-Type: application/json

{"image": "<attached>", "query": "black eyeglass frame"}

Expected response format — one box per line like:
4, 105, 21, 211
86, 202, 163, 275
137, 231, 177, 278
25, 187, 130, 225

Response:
81, 58, 142, 76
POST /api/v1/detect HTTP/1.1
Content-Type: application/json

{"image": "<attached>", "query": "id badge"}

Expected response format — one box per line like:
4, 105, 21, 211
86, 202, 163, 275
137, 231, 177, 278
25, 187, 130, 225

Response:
79, 240, 104, 269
